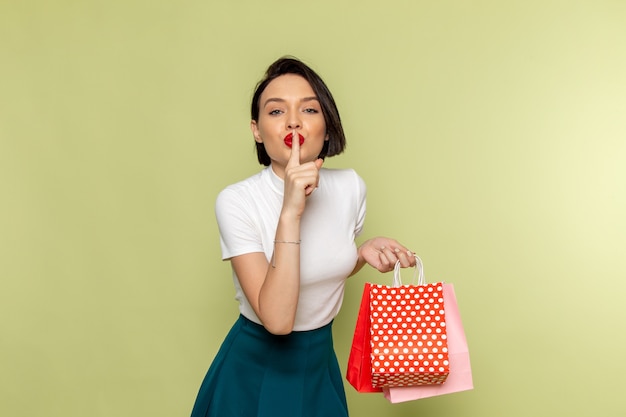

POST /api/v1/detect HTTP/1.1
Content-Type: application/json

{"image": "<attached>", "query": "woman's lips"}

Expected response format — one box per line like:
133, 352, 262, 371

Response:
284, 132, 305, 147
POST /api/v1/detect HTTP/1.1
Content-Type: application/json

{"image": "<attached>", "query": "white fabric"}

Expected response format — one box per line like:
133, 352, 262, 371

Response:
215, 166, 366, 331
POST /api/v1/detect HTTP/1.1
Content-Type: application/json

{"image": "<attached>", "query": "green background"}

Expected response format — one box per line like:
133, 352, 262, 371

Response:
2, 1, 625, 416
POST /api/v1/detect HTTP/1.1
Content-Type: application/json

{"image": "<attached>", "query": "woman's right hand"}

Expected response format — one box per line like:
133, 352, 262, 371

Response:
282, 130, 323, 218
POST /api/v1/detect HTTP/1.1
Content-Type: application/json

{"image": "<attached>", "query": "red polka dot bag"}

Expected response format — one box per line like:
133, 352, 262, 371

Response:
383, 281, 474, 402
347, 256, 452, 392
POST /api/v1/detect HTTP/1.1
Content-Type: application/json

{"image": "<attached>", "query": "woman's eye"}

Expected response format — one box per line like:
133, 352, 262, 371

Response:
268, 109, 282, 115
304, 108, 319, 113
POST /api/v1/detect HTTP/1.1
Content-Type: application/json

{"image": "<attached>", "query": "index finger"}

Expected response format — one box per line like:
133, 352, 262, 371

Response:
288, 129, 300, 167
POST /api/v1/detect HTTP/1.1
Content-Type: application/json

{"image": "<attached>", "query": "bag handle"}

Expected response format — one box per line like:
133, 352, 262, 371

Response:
392, 255, 424, 287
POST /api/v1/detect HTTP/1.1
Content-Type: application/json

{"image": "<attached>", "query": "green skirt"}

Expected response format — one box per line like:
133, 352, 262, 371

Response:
190, 315, 349, 417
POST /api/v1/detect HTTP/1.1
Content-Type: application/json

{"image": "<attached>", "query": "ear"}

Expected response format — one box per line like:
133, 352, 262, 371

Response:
325, 132, 330, 141
250, 120, 262, 143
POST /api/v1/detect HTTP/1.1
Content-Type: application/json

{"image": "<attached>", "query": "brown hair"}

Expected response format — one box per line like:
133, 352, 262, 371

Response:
251, 57, 346, 166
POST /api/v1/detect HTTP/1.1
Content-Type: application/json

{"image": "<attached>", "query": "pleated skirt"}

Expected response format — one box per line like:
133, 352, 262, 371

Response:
190, 315, 349, 417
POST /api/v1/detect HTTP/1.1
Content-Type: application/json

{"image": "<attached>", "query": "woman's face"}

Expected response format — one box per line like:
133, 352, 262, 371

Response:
251, 74, 327, 178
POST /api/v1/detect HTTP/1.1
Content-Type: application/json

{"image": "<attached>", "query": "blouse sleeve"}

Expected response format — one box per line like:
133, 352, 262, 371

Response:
215, 187, 264, 260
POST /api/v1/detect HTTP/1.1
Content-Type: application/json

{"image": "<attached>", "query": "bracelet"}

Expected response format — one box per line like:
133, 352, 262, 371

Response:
271, 240, 300, 268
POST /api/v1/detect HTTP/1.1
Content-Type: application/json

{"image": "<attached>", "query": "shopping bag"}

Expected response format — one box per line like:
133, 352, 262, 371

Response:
370, 258, 449, 388
383, 282, 473, 402
346, 282, 382, 392
346, 256, 450, 391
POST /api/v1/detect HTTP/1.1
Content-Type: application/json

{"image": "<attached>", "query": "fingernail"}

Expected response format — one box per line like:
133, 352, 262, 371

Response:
394, 248, 400, 253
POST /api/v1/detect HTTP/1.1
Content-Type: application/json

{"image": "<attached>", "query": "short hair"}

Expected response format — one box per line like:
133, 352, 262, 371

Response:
251, 57, 346, 166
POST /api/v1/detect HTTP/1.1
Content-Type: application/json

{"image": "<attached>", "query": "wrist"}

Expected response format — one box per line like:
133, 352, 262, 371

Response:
279, 209, 302, 223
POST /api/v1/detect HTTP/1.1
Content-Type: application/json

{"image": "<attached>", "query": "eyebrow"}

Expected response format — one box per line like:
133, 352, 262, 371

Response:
263, 96, 319, 108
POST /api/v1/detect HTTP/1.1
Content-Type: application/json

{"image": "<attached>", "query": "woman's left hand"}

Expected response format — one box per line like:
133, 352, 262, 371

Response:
357, 237, 416, 273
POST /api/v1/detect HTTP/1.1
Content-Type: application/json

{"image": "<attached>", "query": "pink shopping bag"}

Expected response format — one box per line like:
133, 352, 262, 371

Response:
383, 283, 473, 402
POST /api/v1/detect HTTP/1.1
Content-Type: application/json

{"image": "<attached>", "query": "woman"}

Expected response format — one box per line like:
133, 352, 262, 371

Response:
191, 57, 416, 417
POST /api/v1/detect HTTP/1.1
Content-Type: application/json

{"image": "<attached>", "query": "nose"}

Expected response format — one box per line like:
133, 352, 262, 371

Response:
287, 110, 301, 130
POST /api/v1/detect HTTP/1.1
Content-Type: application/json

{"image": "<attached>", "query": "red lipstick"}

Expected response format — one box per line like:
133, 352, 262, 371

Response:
284, 132, 305, 147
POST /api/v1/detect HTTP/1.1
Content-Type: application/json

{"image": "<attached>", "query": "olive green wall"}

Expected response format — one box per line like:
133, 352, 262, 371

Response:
2, 1, 625, 416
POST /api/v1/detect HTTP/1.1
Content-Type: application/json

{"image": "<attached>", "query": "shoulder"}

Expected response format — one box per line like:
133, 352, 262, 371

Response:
216, 170, 267, 202
220, 169, 266, 194
215, 171, 270, 219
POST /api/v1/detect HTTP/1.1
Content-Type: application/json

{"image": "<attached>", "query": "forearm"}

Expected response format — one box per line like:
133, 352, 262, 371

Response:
257, 212, 301, 334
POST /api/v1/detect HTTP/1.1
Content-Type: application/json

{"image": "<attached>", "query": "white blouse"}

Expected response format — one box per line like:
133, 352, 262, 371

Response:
215, 166, 367, 331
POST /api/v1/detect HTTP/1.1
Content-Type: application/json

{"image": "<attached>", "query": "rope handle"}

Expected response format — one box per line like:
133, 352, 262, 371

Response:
392, 255, 425, 287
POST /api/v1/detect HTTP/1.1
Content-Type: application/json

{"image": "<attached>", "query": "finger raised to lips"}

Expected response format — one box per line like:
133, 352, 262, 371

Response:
288, 130, 301, 166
